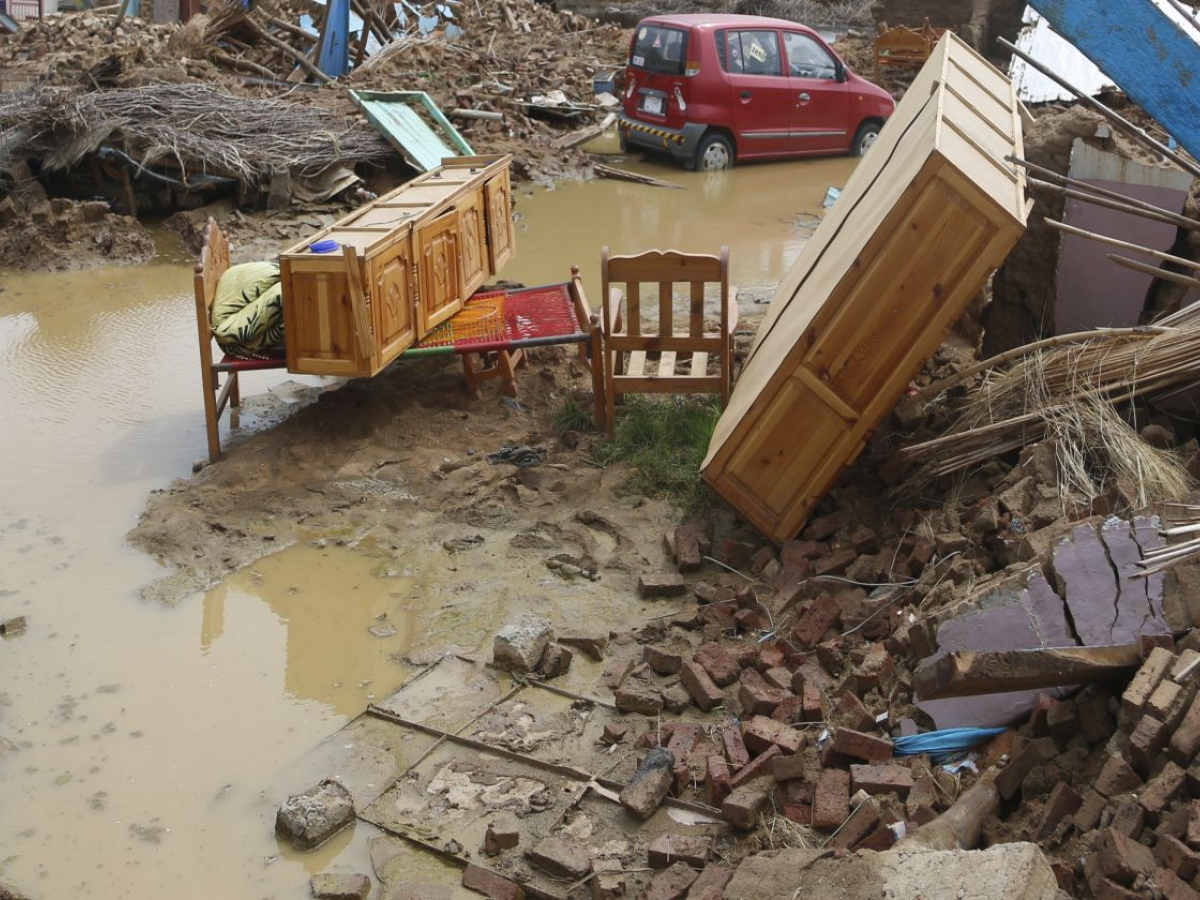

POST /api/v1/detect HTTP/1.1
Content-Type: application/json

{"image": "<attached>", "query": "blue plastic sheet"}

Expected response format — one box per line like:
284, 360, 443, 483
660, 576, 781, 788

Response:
893, 727, 1007, 762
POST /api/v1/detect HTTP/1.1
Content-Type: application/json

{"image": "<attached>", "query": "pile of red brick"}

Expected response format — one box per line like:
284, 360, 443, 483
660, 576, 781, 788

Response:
987, 644, 1200, 900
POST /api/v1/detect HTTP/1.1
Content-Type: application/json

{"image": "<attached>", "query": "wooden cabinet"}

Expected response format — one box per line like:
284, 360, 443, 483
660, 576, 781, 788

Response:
416, 211, 463, 335
280, 155, 514, 377
484, 169, 514, 273
702, 34, 1028, 544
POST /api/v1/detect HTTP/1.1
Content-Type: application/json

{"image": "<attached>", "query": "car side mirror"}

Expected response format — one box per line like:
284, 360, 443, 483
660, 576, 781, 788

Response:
835, 60, 847, 82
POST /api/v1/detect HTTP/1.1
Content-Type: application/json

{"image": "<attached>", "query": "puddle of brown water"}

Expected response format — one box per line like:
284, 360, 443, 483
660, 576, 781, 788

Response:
0, 156, 858, 899
504, 155, 858, 304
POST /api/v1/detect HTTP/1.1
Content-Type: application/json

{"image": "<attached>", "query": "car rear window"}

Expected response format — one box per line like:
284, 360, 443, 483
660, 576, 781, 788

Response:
630, 25, 688, 75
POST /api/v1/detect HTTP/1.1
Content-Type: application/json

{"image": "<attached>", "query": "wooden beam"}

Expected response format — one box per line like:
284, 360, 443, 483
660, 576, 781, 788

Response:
914, 645, 1142, 699
593, 164, 684, 190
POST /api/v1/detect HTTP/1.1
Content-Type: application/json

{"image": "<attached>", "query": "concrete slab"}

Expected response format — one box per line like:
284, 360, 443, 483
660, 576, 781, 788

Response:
723, 843, 1058, 900
918, 568, 1074, 729
1052, 522, 1120, 646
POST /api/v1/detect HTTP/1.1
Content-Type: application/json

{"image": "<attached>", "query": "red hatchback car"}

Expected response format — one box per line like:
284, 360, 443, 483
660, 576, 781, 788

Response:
618, 14, 896, 170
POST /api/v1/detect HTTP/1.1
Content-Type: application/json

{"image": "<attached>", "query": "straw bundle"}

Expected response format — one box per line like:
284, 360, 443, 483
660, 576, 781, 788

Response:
902, 321, 1200, 503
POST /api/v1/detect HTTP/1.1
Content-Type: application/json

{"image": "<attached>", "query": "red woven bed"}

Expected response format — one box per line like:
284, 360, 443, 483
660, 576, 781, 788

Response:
406, 283, 587, 357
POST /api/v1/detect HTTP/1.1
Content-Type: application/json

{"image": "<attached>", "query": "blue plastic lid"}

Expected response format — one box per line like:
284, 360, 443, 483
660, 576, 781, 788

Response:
309, 239, 338, 254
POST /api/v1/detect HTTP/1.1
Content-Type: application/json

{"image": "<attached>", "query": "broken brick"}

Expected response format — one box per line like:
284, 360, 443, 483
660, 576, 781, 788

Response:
642, 862, 698, 900
996, 737, 1058, 801
706, 755, 731, 807
721, 777, 773, 830
834, 690, 876, 732
1045, 699, 1078, 742
684, 865, 732, 900
850, 764, 914, 797
645, 645, 685, 675
1154, 868, 1200, 900
483, 818, 520, 856
620, 748, 674, 821
1130, 716, 1169, 777
680, 662, 724, 713
742, 716, 803, 756
1188, 802, 1200, 851
1111, 798, 1147, 839
1155, 835, 1200, 881
639, 573, 687, 599
826, 798, 881, 851
1075, 789, 1107, 832
737, 669, 788, 717
527, 838, 591, 880
830, 727, 893, 762
800, 684, 825, 722
728, 746, 780, 790
1035, 782, 1083, 840
722, 727, 750, 770
1085, 828, 1157, 889
1122, 647, 1175, 718
1077, 692, 1116, 744
1096, 755, 1143, 798
648, 834, 710, 870
1141, 762, 1187, 820
1173, 697, 1200, 764
696, 643, 740, 687
1148, 678, 1190, 728
812, 768, 851, 830
790, 593, 840, 649
771, 753, 807, 783
762, 667, 792, 692
462, 864, 524, 900
771, 695, 805, 726
811, 548, 856, 578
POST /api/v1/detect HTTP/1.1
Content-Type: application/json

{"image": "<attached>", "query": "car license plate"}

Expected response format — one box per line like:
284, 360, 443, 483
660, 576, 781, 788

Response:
641, 94, 664, 115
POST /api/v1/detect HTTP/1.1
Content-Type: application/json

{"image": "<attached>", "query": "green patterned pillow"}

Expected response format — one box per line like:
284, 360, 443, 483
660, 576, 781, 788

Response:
211, 261, 285, 358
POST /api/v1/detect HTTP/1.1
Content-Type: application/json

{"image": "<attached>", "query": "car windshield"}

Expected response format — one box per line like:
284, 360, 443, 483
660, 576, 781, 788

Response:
630, 25, 687, 75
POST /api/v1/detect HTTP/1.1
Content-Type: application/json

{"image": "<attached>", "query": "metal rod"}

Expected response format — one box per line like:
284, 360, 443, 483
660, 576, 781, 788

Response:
999, 36, 1200, 181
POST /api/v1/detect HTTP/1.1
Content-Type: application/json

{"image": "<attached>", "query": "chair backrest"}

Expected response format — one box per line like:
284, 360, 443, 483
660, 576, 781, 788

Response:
194, 217, 230, 366
600, 247, 729, 344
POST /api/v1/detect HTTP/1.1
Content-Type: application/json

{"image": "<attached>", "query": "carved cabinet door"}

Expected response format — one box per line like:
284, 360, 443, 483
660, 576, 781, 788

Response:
416, 212, 463, 336
373, 237, 415, 367
458, 188, 487, 298
484, 171, 515, 273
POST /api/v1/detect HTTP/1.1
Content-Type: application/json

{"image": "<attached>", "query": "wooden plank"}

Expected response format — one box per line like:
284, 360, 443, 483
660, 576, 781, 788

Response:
627, 351, 646, 378
657, 351, 677, 378
593, 164, 684, 189
659, 281, 672, 340
626, 282, 640, 338
690, 351, 709, 377
913, 645, 1141, 700
603, 335, 725, 353
614, 376, 725, 394
689, 280, 704, 339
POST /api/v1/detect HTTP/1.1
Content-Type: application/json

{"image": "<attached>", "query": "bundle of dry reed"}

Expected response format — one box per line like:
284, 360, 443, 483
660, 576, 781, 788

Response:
1134, 503, 1200, 578
0, 83, 392, 184
901, 320, 1200, 505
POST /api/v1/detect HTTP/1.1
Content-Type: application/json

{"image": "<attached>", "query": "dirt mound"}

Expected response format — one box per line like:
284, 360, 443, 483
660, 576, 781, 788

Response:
0, 196, 155, 270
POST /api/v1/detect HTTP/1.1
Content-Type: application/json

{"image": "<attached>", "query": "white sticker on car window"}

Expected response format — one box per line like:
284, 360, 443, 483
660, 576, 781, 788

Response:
747, 42, 767, 63
632, 55, 644, 66
639, 27, 647, 39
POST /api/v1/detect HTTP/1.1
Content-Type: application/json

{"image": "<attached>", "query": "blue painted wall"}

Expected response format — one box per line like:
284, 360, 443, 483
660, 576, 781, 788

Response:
1028, 0, 1200, 162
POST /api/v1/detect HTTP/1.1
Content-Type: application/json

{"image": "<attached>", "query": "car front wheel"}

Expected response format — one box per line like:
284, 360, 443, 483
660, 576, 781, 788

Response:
852, 121, 881, 157
695, 133, 734, 171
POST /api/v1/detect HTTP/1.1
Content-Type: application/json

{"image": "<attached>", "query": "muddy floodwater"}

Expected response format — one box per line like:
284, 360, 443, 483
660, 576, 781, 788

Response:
0, 155, 856, 899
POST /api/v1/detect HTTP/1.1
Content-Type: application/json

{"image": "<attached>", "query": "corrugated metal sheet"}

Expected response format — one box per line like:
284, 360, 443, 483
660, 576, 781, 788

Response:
351, 91, 473, 172
1012, 1, 1200, 103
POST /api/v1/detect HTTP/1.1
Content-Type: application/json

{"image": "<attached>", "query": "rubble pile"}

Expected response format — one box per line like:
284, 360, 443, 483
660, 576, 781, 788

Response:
0, 195, 154, 270
0, 12, 183, 89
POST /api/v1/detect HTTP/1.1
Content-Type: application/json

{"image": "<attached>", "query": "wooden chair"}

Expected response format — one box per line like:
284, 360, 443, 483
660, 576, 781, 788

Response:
600, 247, 737, 433
194, 217, 286, 464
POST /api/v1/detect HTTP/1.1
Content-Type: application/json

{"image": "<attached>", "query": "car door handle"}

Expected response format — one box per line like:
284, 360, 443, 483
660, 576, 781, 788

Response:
740, 90, 752, 100
798, 92, 811, 102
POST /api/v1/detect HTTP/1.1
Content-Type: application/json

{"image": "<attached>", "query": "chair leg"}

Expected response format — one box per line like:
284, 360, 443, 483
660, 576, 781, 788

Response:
589, 324, 606, 431
461, 354, 481, 399
499, 349, 518, 398
604, 350, 617, 437
201, 366, 221, 464
229, 372, 241, 429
